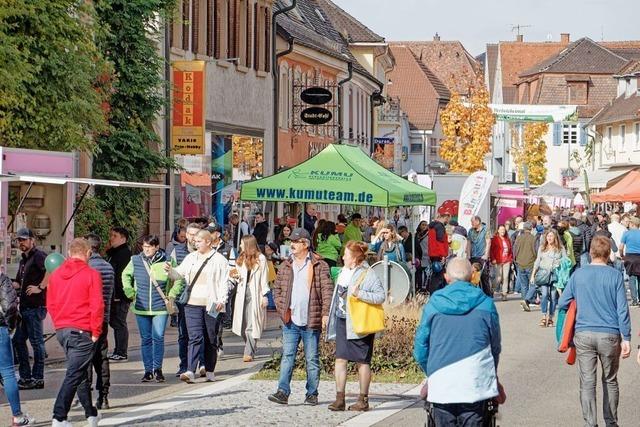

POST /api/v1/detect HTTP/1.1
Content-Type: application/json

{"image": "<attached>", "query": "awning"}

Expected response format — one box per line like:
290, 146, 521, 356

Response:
591, 171, 640, 202
529, 181, 574, 198
240, 144, 436, 207
567, 168, 636, 191
0, 174, 168, 189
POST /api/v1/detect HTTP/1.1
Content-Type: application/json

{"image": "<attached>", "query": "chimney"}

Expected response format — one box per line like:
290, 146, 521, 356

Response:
561, 33, 570, 44
516, 34, 523, 42
434, 32, 440, 42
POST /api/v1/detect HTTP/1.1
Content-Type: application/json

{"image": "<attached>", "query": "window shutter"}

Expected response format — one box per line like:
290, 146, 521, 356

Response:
579, 126, 588, 146
207, 0, 214, 57
182, 0, 190, 51
192, 0, 200, 54
553, 122, 562, 146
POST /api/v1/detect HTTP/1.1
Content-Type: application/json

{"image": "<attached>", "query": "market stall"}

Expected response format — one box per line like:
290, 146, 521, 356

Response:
591, 171, 640, 202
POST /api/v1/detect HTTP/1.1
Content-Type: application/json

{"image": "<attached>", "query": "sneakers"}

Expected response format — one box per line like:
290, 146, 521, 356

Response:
268, 390, 289, 405
12, 413, 34, 426
175, 369, 186, 378
243, 355, 253, 362
217, 348, 224, 358
154, 369, 165, 383
18, 379, 37, 390
96, 394, 109, 410
108, 353, 127, 362
180, 371, 196, 384
141, 372, 154, 382
520, 300, 531, 312
199, 366, 206, 377
304, 394, 318, 406
51, 419, 71, 427
205, 372, 216, 382
86, 413, 101, 427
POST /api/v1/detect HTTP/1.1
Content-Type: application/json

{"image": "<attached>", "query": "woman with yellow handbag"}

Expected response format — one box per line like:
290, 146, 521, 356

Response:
326, 241, 386, 412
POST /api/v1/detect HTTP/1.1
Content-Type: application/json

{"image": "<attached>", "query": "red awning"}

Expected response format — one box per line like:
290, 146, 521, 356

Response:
591, 171, 640, 202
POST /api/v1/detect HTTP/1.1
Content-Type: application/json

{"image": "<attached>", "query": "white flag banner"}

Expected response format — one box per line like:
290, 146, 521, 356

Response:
458, 171, 494, 231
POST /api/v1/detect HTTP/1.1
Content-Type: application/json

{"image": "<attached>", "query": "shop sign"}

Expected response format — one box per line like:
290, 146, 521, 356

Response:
301, 107, 332, 125
172, 61, 206, 155
301, 87, 332, 105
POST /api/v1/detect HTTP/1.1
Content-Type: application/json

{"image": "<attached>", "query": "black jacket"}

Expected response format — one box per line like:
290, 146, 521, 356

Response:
0, 274, 19, 329
16, 247, 47, 309
252, 222, 269, 246
106, 243, 132, 301
89, 253, 115, 323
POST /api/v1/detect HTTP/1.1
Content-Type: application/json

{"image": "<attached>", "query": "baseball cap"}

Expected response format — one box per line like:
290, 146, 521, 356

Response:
16, 228, 34, 240
290, 228, 311, 241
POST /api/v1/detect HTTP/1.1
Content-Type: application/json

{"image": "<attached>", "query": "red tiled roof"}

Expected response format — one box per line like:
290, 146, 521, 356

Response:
387, 45, 450, 130
397, 41, 480, 95
313, 0, 384, 43
617, 60, 640, 76
590, 94, 640, 126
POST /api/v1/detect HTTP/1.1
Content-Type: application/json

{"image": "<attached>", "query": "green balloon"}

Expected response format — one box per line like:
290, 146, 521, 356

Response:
45, 252, 65, 273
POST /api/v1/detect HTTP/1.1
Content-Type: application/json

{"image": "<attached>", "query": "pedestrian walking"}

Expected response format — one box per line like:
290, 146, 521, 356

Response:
230, 236, 270, 362
429, 215, 450, 294
514, 222, 537, 312
84, 234, 115, 410
122, 235, 183, 383
106, 227, 132, 362
11, 228, 47, 391
268, 228, 333, 406
468, 216, 491, 296
558, 235, 631, 427
252, 212, 269, 246
315, 221, 342, 268
326, 241, 385, 412
47, 238, 104, 427
370, 224, 406, 263
276, 224, 293, 249
531, 230, 566, 327
415, 221, 429, 292
414, 258, 501, 425
0, 273, 34, 426
490, 225, 513, 301
166, 230, 228, 383
620, 216, 640, 306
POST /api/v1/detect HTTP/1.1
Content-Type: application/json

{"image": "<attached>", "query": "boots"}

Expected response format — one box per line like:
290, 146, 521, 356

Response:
348, 394, 369, 412
97, 393, 110, 410
328, 392, 345, 411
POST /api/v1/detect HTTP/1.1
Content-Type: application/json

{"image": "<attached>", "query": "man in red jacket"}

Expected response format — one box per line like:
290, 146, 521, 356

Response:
47, 238, 104, 427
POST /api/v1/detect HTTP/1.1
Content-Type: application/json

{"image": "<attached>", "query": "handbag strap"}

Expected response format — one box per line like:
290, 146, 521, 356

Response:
142, 260, 170, 303
185, 252, 216, 292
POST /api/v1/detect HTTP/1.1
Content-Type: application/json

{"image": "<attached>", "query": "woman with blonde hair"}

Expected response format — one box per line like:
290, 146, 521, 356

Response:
327, 241, 385, 412
230, 235, 270, 362
530, 229, 566, 327
370, 224, 406, 263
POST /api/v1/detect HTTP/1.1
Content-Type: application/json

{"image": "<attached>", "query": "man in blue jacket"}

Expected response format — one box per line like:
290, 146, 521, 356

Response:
414, 257, 501, 426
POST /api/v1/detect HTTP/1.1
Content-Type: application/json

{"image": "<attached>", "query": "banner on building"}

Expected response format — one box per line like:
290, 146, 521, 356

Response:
457, 171, 494, 230
488, 104, 578, 123
172, 61, 206, 155
372, 137, 394, 170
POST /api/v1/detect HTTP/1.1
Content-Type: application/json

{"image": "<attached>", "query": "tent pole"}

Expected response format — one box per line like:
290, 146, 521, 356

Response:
62, 184, 90, 237
237, 199, 243, 250
410, 215, 416, 297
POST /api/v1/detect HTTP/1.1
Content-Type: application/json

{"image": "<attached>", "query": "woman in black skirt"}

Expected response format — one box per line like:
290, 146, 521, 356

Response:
325, 240, 386, 412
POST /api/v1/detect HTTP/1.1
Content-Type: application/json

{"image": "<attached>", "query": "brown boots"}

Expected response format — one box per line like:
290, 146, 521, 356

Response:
348, 394, 369, 412
328, 392, 345, 411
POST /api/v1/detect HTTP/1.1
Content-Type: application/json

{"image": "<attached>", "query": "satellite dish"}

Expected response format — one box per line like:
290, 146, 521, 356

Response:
370, 260, 410, 307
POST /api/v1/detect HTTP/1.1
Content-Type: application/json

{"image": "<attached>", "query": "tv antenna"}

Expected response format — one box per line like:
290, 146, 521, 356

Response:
511, 24, 532, 37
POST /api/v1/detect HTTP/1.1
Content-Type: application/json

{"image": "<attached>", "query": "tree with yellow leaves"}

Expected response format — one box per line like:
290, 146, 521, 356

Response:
439, 78, 495, 172
510, 123, 548, 185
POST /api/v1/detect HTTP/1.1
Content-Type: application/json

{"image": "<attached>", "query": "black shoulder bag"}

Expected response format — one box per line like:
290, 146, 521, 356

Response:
176, 253, 216, 305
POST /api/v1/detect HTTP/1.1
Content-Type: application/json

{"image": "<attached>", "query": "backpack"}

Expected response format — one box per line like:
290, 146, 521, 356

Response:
569, 228, 585, 255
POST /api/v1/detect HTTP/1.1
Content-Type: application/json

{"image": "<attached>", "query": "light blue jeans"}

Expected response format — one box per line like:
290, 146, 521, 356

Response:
277, 322, 320, 397
0, 326, 22, 416
540, 285, 557, 317
135, 314, 168, 372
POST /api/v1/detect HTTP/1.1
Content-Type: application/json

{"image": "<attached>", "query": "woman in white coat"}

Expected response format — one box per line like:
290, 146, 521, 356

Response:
230, 235, 270, 362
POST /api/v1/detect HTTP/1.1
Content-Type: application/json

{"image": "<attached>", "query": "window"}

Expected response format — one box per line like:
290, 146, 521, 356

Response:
264, 7, 270, 73
410, 143, 423, 154
607, 126, 613, 146
567, 82, 588, 105
429, 138, 438, 156
620, 124, 626, 151
206, 0, 216, 57
635, 123, 640, 150
562, 124, 578, 145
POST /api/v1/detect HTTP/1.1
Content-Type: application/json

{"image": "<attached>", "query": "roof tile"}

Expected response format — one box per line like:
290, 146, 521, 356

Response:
312, 0, 384, 43
591, 94, 640, 125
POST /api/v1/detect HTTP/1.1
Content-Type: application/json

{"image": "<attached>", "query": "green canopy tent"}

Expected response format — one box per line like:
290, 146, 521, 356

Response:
240, 144, 436, 207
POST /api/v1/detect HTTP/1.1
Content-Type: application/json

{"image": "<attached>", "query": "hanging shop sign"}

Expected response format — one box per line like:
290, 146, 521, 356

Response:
301, 107, 332, 125
301, 87, 333, 105
172, 61, 206, 155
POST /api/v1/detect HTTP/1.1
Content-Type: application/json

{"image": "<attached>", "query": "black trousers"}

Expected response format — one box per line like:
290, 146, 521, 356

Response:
184, 305, 219, 373
53, 329, 97, 421
87, 325, 110, 395
109, 299, 130, 357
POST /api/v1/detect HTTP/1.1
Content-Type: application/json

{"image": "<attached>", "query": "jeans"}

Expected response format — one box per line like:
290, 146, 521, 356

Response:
135, 314, 168, 372
13, 306, 46, 381
0, 327, 22, 416
53, 329, 97, 421
86, 325, 109, 395
177, 302, 189, 372
184, 305, 219, 373
431, 401, 485, 426
517, 266, 532, 301
277, 322, 320, 397
627, 275, 639, 305
540, 285, 557, 317
109, 300, 130, 357
574, 332, 621, 427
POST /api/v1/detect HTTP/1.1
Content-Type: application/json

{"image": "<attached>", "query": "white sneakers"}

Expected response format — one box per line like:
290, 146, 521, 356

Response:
51, 420, 72, 427
205, 372, 216, 382
86, 413, 101, 427
180, 371, 196, 384
199, 366, 206, 377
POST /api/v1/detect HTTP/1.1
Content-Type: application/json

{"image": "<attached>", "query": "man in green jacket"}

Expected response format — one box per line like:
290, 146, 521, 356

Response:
343, 213, 363, 244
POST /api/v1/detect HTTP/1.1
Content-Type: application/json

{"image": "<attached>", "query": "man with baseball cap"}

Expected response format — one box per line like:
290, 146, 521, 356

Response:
268, 228, 333, 406
12, 228, 48, 390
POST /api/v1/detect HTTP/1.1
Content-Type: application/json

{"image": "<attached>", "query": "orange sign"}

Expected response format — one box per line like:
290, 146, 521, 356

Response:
172, 61, 206, 155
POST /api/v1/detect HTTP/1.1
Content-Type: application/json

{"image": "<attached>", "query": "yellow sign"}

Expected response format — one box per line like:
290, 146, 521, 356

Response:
172, 61, 206, 155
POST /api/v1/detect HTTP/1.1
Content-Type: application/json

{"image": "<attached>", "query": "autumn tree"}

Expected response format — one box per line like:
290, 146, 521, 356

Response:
511, 123, 549, 185
439, 78, 495, 172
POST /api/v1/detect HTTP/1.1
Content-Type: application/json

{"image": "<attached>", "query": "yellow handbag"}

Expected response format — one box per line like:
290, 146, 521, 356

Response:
348, 271, 385, 335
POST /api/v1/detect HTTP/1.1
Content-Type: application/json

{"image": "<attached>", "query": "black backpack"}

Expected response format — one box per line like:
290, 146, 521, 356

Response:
569, 228, 585, 255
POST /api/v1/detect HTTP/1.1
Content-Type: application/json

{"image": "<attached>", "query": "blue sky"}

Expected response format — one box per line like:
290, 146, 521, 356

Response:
332, 0, 639, 56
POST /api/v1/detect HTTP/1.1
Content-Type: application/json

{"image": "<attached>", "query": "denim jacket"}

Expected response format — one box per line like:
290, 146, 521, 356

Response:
326, 264, 386, 341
